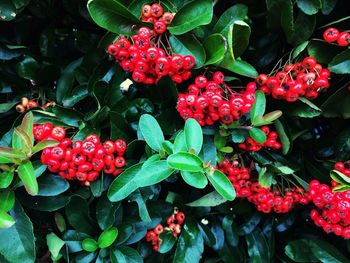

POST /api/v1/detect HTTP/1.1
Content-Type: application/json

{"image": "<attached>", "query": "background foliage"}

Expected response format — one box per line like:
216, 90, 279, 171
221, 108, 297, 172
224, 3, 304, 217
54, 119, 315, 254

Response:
0, 0, 349, 262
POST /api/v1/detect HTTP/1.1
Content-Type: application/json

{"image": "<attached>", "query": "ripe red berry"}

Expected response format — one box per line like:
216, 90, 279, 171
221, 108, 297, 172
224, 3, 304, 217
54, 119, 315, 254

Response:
323, 27, 339, 43
51, 126, 66, 141
154, 20, 167, 34
151, 3, 163, 18
337, 32, 350, 46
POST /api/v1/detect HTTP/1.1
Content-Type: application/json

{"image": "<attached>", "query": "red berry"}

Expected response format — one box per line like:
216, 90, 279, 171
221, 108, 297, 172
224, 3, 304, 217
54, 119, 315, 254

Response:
323, 27, 339, 43
154, 20, 167, 34
151, 3, 163, 18
337, 32, 350, 46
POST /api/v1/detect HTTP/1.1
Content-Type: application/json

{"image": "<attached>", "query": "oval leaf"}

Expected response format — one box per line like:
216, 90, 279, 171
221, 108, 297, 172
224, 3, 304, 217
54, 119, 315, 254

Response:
181, 171, 208, 189
207, 170, 236, 201
18, 161, 38, 196
167, 152, 203, 172
136, 160, 175, 187
249, 128, 267, 143
82, 238, 98, 252
98, 227, 118, 248
139, 114, 164, 152
184, 118, 203, 154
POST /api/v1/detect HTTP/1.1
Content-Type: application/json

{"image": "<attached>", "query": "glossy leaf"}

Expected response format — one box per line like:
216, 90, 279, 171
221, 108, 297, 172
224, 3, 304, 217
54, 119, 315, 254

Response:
98, 227, 118, 248
167, 152, 203, 172
186, 191, 227, 207
173, 131, 187, 153
203, 34, 227, 65
0, 190, 15, 212
47, 233, 65, 259
82, 238, 98, 252
32, 140, 59, 154
250, 91, 266, 122
297, 0, 322, 15
181, 171, 208, 189
184, 118, 203, 154
158, 231, 176, 254
18, 161, 38, 196
136, 160, 174, 187
168, 0, 213, 35
329, 50, 350, 74
139, 114, 165, 152
206, 170, 236, 201
37, 174, 69, 196
0, 210, 15, 228
249, 128, 267, 143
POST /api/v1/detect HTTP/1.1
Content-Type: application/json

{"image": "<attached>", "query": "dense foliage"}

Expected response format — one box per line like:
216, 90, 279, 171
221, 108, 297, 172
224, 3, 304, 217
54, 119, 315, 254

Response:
0, 0, 349, 262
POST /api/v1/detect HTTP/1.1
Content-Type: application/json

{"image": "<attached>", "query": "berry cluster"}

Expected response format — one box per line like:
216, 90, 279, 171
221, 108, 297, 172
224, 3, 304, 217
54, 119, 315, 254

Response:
141, 3, 174, 30
251, 56, 331, 102
238, 126, 282, 152
309, 180, 350, 239
323, 27, 350, 47
107, 4, 194, 85
177, 72, 255, 126
34, 123, 127, 186
16, 97, 56, 113
218, 159, 310, 213
145, 209, 185, 251
334, 161, 350, 177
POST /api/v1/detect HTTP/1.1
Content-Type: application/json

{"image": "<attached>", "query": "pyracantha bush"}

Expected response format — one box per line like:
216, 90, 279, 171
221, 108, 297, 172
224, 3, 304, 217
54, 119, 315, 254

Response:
0, 1, 349, 263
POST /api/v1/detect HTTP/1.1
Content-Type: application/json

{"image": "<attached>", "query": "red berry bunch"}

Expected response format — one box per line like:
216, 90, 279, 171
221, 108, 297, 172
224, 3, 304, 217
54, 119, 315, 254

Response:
309, 180, 350, 239
334, 161, 350, 177
107, 4, 194, 85
141, 3, 174, 30
251, 56, 331, 102
34, 123, 127, 186
177, 72, 256, 126
145, 209, 185, 251
323, 27, 350, 46
238, 126, 282, 152
218, 159, 310, 213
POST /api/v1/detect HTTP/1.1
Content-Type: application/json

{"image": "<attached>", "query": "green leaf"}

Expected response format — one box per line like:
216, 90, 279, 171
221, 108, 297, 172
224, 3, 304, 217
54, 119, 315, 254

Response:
329, 50, 350, 74
32, 140, 59, 154
169, 34, 206, 69
231, 129, 246, 143
213, 4, 248, 35
250, 91, 266, 122
292, 41, 309, 59
181, 171, 208, 189
0, 102, 17, 113
0, 0, 16, 21
18, 161, 38, 196
129, 189, 151, 223
184, 118, 203, 154
258, 167, 273, 188
321, 84, 350, 119
87, 0, 140, 34
158, 231, 176, 254
136, 160, 175, 187
186, 191, 227, 207
249, 128, 267, 143
0, 190, 15, 212
173, 220, 204, 263
65, 196, 95, 235
96, 194, 119, 230
321, 0, 337, 14
274, 119, 291, 155
245, 229, 270, 263
168, 0, 213, 35
173, 131, 187, 153
82, 238, 98, 252
222, 216, 239, 247
232, 20, 251, 58
17, 56, 39, 80
285, 239, 318, 262
98, 227, 118, 248
307, 39, 344, 64
0, 210, 15, 228
167, 152, 203, 172
290, 12, 316, 45
297, 0, 322, 15
54, 213, 66, 232
139, 114, 164, 152
287, 97, 321, 118
221, 59, 258, 78
0, 202, 35, 262
47, 233, 65, 259
203, 34, 227, 65
13, 128, 31, 154
0, 172, 14, 189
206, 170, 236, 201
56, 58, 82, 104
330, 170, 350, 185
0, 146, 26, 163
108, 163, 142, 202
20, 112, 34, 146
111, 246, 142, 263
37, 174, 69, 196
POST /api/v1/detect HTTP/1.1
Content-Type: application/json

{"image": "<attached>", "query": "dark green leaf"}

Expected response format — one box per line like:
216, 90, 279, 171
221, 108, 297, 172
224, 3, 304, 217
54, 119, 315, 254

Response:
0, 190, 15, 212
158, 231, 176, 254
0, 102, 17, 114
0, 0, 16, 21
168, 0, 213, 35
203, 34, 227, 65
213, 4, 248, 34
246, 229, 270, 263
0, 202, 35, 262
96, 194, 119, 230
297, 0, 322, 15
321, 84, 350, 119
111, 246, 142, 263
285, 239, 318, 262
87, 0, 140, 34
232, 20, 251, 58
37, 174, 69, 196
221, 59, 258, 78
274, 119, 291, 155
251, 91, 266, 122
329, 50, 350, 74
169, 34, 206, 68
186, 191, 226, 207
